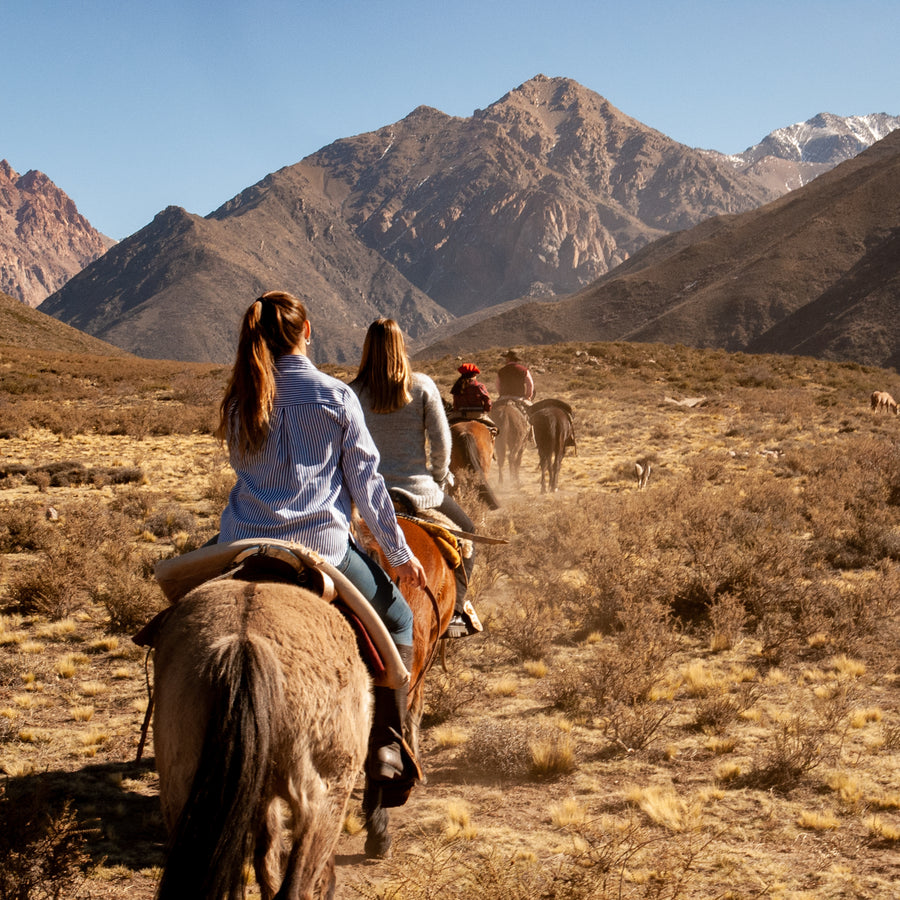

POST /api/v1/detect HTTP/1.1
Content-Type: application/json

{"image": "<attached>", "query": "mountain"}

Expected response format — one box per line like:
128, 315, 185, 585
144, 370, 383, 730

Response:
418, 130, 900, 369
0, 289, 128, 356
0, 160, 114, 308
303, 76, 782, 317
38, 185, 450, 365
40, 76, 783, 363
37, 75, 898, 365
709, 112, 900, 195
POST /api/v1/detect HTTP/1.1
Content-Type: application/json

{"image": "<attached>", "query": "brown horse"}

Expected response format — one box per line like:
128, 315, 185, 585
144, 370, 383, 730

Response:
449, 420, 500, 509
529, 399, 577, 493
152, 578, 370, 900
353, 515, 458, 858
493, 399, 530, 486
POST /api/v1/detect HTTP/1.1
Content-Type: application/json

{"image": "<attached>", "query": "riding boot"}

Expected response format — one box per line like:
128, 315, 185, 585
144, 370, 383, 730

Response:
367, 644, 412, 781
443, 558, 482, 639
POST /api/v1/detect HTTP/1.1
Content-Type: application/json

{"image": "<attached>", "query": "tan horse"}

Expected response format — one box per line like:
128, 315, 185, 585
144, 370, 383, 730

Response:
354, 515, 458, 858
493, 399, 530, 486
449, 420, 500, 509
153, 578, 370, 900
871, 390, 899, 414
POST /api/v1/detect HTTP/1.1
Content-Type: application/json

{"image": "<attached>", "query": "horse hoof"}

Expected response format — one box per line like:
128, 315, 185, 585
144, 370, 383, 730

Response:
364, 835, 393, 859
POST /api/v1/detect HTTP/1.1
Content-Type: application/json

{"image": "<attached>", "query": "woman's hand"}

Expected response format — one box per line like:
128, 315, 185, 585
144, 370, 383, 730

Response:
395, 556, 427, 589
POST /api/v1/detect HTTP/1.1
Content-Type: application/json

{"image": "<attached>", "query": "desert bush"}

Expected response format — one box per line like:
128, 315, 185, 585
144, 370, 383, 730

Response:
463, 719, 566, 780
351, 836, 580, 900
143, 504, 197, 539
4, 564, 80, 619
88, 556, 165, 633
736, 713, 837, 793
737, 686, 852, 793
422, 670, 485, 726
0, 784, 92, 900
0, 504, 51, 552
491, 580, 563, 661
201, 467, 236, 507
706, 592, 746, 651
692, 685, 757, 734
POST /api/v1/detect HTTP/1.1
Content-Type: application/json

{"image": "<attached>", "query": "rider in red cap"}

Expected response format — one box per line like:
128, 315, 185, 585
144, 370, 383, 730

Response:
450, 363, 492, 414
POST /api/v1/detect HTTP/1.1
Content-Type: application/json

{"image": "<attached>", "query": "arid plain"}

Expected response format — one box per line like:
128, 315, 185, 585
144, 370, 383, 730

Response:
1, 340, 899, 899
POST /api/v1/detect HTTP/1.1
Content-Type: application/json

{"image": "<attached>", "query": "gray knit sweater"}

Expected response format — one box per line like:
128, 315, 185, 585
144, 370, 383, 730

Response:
351, 372, 451, 510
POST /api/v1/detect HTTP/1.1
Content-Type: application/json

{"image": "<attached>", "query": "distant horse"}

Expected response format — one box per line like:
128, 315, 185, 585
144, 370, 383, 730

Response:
871, 390, 899, 414
493, 399, 530, 486
354, 515, 458, 858
153, 578, 370, 900
529, 399, 577, 494
449, 420, 500, 509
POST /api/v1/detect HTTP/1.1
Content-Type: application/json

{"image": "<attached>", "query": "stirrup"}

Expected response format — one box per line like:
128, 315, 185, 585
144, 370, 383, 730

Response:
368, 742, 404, 780
442, 601, 482, 639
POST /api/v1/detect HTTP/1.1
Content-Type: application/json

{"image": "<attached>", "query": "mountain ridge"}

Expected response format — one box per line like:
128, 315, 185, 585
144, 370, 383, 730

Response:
26, 75, 900, 365
418, 129, 900, 368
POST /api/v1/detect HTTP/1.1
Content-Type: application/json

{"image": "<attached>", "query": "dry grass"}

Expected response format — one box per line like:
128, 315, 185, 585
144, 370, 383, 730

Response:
1, 340, 900, 898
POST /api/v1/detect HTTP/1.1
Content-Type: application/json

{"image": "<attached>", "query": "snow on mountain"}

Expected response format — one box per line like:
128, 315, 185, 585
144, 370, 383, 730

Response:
740, 113, 900, 165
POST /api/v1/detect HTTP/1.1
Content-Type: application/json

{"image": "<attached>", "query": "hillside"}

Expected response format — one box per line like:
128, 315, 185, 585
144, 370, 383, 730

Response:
1, 340, 899, 899
420, 129, 900, 368
38, 191, 449, 366
0, 290, 128, 357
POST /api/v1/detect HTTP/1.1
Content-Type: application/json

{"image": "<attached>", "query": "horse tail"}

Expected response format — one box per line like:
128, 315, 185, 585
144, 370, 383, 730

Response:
156, 633, 281, 900
460, 431, 500, 510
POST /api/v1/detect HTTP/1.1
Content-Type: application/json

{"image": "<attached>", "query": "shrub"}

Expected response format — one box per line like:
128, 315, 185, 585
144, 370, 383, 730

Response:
0, 504, 50, 553
0, 784, 93, 900
143, 504, 197, 539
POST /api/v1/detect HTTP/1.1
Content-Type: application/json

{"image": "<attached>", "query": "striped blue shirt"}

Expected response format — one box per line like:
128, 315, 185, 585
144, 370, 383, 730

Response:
219, 353, 412, 567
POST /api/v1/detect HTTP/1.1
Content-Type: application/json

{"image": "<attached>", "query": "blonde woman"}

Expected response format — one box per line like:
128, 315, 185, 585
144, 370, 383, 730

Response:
351, 318, 481, 638
217, 292, 425, 781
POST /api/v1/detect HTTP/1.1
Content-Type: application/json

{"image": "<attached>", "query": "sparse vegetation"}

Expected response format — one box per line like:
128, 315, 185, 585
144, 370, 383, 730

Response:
2, 340, 899, 898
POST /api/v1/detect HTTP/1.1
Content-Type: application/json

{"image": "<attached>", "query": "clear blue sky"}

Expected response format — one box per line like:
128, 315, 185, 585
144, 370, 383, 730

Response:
4, 0, 897, 240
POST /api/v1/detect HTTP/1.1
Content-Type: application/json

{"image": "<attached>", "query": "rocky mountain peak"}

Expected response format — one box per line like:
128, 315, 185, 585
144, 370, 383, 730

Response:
0, 160, 113, 308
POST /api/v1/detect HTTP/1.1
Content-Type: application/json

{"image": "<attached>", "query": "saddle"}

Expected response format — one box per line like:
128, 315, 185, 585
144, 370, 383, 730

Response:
134, 539, 409, 689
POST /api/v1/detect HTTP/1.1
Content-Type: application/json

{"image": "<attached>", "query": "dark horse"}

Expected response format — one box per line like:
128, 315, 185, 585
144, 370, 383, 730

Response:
354, 515, 458, 858
493, 399, 530, 487
449, 419, 500, 509
529, 399, 577, 493
153, 577, 370, 900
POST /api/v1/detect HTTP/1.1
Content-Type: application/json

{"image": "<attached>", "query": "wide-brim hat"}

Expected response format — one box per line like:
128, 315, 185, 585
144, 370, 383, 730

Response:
503, 349, 521, 361
458, 363, 480, 376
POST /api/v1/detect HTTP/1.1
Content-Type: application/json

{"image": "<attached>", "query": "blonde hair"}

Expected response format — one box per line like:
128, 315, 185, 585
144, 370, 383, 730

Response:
352, 318, 413, 413
216, 291, 309, 457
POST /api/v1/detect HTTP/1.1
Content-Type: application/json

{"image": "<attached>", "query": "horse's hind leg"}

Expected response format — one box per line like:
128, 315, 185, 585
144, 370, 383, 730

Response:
254, 804, 283, 900
363, 778, 391, 859
276, 793, 347, 900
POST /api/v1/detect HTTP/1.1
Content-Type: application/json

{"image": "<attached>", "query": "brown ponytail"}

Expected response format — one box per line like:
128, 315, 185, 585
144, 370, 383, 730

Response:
216, 291, 308, 457
351, 318, 413, 413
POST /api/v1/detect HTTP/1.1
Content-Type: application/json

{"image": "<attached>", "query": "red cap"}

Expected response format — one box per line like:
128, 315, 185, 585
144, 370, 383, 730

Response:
457, 363, 480, 376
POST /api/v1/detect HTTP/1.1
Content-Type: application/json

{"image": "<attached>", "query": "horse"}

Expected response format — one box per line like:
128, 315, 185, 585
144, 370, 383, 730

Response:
871, 390, 899, 414
493, 399, 530, 486
353, 514, 458, 859
528, 399, 577, 494
449, 419, 500, 509
152, 577, 370, 900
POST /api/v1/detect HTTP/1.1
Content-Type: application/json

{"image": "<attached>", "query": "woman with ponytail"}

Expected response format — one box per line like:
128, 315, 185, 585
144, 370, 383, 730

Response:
351, 318, 481, 638
217, 291, 425, 782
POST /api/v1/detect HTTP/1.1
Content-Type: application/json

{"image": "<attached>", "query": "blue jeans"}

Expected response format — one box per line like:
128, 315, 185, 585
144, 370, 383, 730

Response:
337, 541, 414, 646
